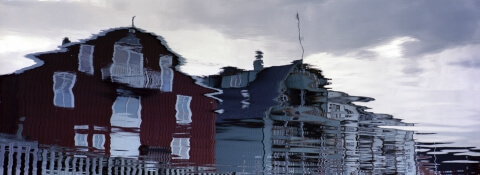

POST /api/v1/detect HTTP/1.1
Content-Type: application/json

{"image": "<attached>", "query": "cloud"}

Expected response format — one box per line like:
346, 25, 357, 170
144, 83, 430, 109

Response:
311, 1, 480, 57
402, 65, 424, 75
2, 0, 480, 76
0, 52, 36, 75
351, 50, 377, 60
0, 32, 57, 75
451, 59, 480, 69
150, 0, 480, 58
439, 44, 480, 69
3, 0, 480, 60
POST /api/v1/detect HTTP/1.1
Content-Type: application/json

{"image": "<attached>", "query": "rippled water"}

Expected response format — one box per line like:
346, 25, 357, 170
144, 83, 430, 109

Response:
2, 1, 480, 173
0, 27, 479, 174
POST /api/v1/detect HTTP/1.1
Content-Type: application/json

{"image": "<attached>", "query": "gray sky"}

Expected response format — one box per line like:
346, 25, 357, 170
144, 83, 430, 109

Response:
1, 0, 480, 148
2, 0, 480, 73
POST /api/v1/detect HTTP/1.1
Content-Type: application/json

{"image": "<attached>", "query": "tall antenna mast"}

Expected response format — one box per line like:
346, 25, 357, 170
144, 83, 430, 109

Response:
296, 12, 304, 61
132, 16, 136, 28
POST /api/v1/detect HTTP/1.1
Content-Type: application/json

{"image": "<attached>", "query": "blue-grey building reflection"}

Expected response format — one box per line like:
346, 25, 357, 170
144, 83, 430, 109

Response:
203, 54, 418, 174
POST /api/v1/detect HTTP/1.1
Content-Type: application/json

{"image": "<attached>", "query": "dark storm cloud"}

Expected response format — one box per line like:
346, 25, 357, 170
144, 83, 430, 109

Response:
169, 0, 480, 58
306, 0, 480, 57
2, 0, 479, 58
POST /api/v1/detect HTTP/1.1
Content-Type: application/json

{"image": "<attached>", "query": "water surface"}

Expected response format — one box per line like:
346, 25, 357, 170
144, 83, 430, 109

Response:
1, 1, 480, 174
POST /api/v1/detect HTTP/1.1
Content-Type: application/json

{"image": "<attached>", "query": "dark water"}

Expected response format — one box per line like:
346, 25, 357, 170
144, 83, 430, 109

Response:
1, 28, 479, 175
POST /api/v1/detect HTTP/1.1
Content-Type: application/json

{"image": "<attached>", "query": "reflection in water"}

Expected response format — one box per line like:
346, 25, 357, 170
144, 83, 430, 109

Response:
416, 143, 480, 174
0, 27, 217, 173
53, 72, 76, 108
0, 27, 479, 174
211, 62, 416, 174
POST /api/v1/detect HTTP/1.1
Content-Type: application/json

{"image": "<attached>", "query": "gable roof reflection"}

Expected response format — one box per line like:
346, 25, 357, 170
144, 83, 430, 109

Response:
203, 60, 297, 123
118, 31, 141, 45
0, 26, 218, 165
202, 57, 338, 124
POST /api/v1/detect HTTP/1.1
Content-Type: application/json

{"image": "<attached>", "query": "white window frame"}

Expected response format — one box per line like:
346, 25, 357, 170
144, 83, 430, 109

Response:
78, 44, 94, 75
230, 74, 242, 87
111, 45, 144, 76
93, 126, 107, 131
170, 137, 190, 159
110, 45, 145, 87
160, 55, 174, 92
74, 133, 88, 147
74, 125, 88, 130
53, 72, 76, 108
175, 95, 192, 124
241, 90, 250, 109
73, 125, 106, 150
143, 70, 162, 89
92, 134, 105, 150
111, 96, 142, 128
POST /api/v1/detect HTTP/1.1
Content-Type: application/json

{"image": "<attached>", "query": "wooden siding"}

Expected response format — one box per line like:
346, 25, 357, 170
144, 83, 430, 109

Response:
0, 28, 217, 165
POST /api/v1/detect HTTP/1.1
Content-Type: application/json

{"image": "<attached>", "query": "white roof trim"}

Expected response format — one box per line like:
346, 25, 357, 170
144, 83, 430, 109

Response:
191, 76, 223, 102
14, 54, 45, 74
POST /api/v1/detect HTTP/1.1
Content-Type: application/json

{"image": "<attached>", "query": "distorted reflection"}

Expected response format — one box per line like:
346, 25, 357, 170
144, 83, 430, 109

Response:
211, 60, 417, 174
0, 26, 479, 174
53, 72, 76, 108
101, 30, 167, 90
78, 44, 94, 75
111, 95, 142, 128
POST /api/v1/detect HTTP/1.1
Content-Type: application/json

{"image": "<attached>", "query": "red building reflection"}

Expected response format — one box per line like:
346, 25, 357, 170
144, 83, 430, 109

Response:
0, 27, 218, 166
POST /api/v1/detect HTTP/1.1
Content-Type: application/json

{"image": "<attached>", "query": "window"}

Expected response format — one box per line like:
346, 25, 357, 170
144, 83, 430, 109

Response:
329, 103, 341, 112
230, 74, 242, 87
74, 133, 88, 147
53, 72, 76, 108
144, 70, 162, 89
74, 125, 105, 150
110, 129, 141, 157
111, 45, 144, 76
241, 90, 250, 109
78, 44, 94, 75
175, 95, 192, 124
110, 45, 144, 87
170, 137, 190, 159
160, 55, 173, 92
92, 134, 105, 150
111, 96, 142, 128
